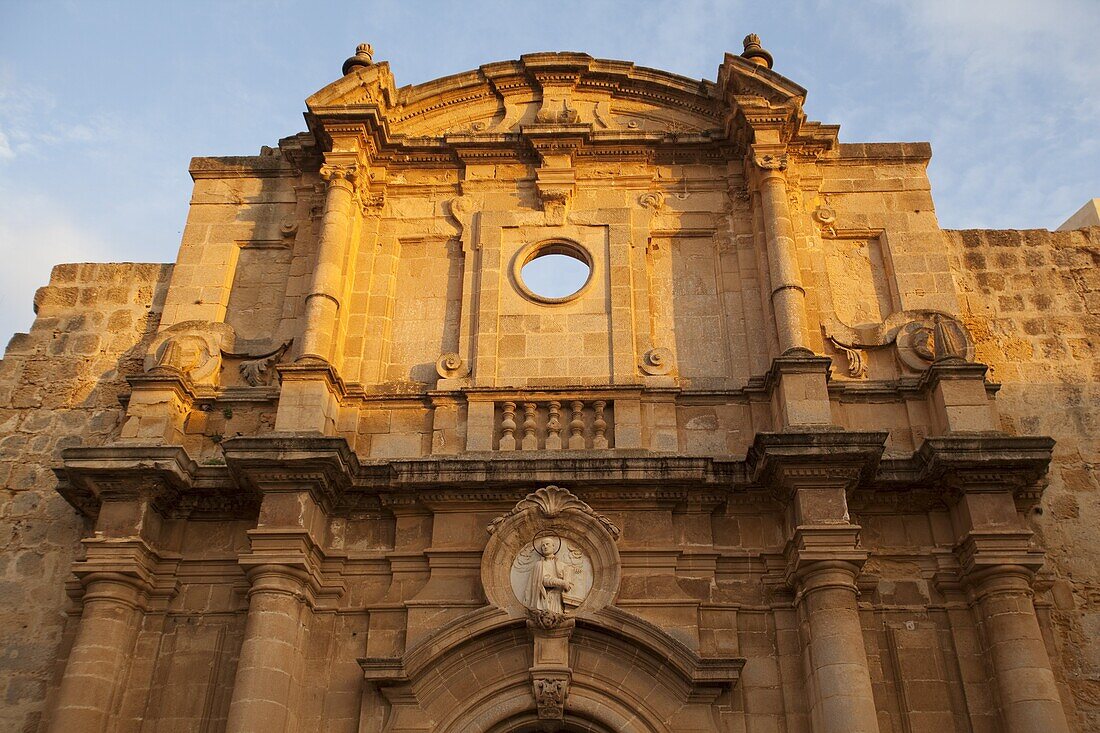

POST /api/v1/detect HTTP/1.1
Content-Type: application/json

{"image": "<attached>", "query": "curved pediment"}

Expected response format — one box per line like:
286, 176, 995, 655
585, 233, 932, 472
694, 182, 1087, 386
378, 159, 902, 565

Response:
306, 50, 807, 144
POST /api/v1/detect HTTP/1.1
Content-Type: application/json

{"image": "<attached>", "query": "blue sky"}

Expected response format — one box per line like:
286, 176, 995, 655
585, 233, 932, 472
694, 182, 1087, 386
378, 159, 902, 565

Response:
0, 0, 1097, 345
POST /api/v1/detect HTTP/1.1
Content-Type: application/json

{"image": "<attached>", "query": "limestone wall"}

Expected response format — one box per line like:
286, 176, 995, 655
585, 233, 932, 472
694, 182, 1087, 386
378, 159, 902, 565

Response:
945, 226, 1100, 730
0, 262, 171, 733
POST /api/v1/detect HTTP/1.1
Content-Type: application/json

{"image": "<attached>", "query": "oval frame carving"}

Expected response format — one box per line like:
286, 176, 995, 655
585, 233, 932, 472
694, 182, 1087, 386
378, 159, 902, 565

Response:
510, 239, 595, 306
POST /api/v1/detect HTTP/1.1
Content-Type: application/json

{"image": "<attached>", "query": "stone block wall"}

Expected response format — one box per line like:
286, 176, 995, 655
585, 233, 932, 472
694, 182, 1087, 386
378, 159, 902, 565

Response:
0, 262, 171, 733
947, 225, 1100, 730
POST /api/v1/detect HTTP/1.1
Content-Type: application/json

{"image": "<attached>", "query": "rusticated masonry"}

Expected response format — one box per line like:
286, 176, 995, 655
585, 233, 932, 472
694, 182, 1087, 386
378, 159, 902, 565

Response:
1, 35, 1095, 733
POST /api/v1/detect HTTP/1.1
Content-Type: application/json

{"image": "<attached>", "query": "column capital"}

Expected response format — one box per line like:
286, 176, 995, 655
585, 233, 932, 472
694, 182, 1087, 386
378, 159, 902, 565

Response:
221, 434, 358, 513
747, 430, 888, 500
70, 539, 178, 612
786, 533, 868, 590
750, 146, 789, 173
962, 562, 1040, 600
789, 557, 864, 596
319, 160, 362, 192
956, 531, 1046, 582
918, 434, 1054, 511
58, 445, 196, 540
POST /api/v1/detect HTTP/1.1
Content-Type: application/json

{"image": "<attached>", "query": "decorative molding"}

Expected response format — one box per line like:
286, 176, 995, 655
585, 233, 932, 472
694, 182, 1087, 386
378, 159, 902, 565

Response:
640, 347, 674, 376
488, 485, 620, 538
829, 338, 867, 379
358, 189, 385, 214
231, 340, 292, 387
145, 321, 237, 387
824, 310, 975, 374
638, 190, 665, 211
435, 352, 469, 379
533, 676, 568, 720
752, 152, 788, 171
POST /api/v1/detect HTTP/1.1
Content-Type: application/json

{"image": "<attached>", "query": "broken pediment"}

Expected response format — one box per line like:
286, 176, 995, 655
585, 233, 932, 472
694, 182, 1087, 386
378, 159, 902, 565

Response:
305, 49, 813, 146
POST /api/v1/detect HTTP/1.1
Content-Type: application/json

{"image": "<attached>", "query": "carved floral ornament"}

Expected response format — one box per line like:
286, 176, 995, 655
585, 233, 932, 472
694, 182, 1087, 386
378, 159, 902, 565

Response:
482, 486, 620, 620
145, 322, 292, 388
752, 152, 788, 171
824, 310, 975, 378
638, 190, 665, 211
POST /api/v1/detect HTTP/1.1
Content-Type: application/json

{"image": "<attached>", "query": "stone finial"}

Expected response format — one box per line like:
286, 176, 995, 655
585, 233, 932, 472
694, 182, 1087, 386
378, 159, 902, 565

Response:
741, 33, 773, 69
342, 43, 374, 75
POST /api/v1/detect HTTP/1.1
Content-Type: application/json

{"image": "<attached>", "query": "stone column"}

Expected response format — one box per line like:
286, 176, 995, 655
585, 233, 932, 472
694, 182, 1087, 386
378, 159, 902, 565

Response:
967, 566, 1070, 733
221, 439, 348, 733
224, 564, 313, 733
793, 561, 879, 733
46, 572, 149, 733
923, 436, 1070, 733
47, 449, 189, 733
748, 432, 887, 733
298, 162, 359, 363
751, 146, 808, 355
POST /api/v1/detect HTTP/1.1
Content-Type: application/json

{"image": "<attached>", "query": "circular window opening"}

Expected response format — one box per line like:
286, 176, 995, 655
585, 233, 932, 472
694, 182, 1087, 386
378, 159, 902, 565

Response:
516, 241, 593, 304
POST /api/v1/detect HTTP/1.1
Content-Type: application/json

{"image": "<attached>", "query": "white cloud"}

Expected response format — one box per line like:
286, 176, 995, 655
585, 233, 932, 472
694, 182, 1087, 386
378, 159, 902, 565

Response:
0, 187, 111, 345
0, 66, 123, 162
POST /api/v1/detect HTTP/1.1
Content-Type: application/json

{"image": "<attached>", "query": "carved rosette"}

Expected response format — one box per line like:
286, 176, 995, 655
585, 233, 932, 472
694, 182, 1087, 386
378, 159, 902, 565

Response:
640, 347, 674, 376
638, 190, 665, 211
435, 352, 469, 379
812, 204, 838, 238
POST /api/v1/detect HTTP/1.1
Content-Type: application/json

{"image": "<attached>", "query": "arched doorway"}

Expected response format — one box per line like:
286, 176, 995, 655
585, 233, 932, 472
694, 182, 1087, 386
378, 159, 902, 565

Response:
360, 606, 743, 733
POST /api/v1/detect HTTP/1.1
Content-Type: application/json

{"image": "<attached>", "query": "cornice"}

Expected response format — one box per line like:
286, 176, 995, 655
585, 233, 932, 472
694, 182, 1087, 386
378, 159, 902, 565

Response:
57, 444, 198, 517
53, 431, 1057, 520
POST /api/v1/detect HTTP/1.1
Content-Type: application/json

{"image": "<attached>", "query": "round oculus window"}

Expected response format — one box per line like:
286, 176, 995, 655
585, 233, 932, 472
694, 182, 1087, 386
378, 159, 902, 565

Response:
514, 241, 593, 304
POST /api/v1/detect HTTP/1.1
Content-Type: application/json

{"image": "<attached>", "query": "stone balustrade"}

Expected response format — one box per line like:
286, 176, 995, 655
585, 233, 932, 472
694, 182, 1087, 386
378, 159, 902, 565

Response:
494, 399, 613, 451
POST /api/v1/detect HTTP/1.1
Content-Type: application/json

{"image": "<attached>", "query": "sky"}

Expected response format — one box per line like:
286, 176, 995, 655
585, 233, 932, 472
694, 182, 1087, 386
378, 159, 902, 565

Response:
0, 0, 1097, 345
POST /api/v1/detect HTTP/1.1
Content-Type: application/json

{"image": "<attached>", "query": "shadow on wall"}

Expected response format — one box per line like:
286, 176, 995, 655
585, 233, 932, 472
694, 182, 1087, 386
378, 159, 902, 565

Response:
0, 262, 172, 732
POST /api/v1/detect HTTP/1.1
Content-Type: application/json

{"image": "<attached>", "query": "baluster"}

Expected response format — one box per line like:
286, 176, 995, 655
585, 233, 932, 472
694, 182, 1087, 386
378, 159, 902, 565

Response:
521, 402, 538, 450
568, 400, 586, 449
546, 401, 562, 450
593, 400, 608, 449
500, 401, 517, 451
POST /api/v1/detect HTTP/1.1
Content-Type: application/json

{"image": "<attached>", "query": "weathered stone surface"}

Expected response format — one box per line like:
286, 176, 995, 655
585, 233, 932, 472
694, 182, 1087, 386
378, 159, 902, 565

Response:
0, 42, 1093, 733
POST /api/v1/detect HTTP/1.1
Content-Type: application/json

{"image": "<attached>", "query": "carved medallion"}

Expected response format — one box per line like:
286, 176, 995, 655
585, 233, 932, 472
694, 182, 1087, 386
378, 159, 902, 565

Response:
481, 485, 620, 616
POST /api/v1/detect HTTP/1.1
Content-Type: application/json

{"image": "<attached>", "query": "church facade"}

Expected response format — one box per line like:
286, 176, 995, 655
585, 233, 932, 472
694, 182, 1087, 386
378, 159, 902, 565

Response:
1, 38, 1097, 733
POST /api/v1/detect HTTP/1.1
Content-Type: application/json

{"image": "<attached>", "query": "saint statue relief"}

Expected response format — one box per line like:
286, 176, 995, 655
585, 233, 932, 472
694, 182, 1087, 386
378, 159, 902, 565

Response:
510, 533, 593, 613
526, 536, 574, 613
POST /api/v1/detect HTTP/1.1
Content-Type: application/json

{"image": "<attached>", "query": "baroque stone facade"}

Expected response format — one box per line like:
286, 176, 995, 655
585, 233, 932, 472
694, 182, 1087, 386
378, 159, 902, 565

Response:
1, 38, 1098, 733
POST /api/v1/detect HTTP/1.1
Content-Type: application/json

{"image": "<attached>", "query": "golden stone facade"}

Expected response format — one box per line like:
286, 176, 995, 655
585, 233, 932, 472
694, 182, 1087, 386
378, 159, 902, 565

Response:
1, 39, 1097, 733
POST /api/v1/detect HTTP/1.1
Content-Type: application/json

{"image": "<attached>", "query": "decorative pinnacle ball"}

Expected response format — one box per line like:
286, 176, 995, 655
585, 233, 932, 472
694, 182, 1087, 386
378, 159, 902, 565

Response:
741, 33, 773, 69
342, 43, 374, 76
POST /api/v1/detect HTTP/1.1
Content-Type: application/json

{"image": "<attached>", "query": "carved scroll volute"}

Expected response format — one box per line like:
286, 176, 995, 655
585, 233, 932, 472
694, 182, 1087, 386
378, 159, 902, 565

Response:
144, 321, 236, 387
481, 486, 620, 618
824, 310, 976, 376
